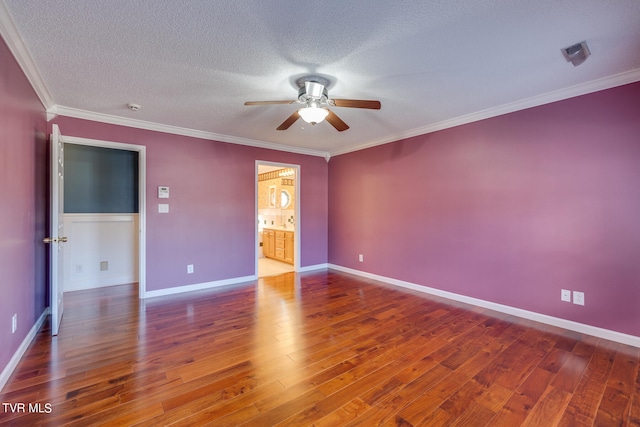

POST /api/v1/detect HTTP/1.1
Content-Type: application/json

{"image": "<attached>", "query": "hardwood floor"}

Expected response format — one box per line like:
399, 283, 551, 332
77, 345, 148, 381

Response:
1, 269, 639, 426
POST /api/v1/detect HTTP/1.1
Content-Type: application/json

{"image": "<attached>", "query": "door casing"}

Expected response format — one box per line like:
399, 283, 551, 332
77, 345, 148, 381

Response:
51, 130, 147, 305
255, 161, 301, 276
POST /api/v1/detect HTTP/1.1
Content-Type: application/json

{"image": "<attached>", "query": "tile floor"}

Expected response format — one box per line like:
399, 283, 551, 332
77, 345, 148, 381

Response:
258, 257, 294, 277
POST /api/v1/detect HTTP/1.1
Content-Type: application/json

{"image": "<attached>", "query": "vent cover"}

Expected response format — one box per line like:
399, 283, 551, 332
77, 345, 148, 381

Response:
562, 41, 591, 67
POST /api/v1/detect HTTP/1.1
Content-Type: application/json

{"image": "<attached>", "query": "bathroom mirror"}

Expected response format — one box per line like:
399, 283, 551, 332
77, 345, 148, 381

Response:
280, 189, 291, 208
268, 186, 276, 207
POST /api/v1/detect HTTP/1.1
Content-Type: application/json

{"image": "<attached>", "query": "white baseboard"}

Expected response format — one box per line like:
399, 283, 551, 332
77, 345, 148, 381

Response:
298, 263, 329, 272
142, 275, 257, 299
66, 274, 138, 292
142, 264, 331, 299
328, 264, 640, 348
0, 308, 50, 391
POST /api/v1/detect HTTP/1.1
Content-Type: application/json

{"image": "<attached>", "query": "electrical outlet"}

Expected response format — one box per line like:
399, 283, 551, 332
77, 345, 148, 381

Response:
12, 314, 17, 334
187, 264, 194, 274
573, 291, 585, 306
358, 254, 364, 262
100, 261, 108, 271
561, 289, 571, 302
76, 264, 83, 273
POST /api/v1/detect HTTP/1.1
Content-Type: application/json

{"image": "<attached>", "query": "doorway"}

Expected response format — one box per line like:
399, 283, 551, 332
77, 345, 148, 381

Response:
256, 161, 300, 278
57, 132, 146, 298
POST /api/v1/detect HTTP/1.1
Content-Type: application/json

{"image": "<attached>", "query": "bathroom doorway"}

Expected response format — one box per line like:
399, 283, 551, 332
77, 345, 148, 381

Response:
256, 161, 300, 278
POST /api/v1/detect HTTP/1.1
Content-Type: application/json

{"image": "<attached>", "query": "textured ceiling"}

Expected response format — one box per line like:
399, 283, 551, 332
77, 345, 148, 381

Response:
3, 0, 640, 157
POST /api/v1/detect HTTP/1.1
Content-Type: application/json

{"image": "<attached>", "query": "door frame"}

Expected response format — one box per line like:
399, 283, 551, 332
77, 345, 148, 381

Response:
58, 133, 147, 298
255, 160, 301, 276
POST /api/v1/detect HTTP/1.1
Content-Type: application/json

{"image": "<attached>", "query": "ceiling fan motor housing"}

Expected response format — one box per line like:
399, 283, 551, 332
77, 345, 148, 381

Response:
298, 82, 329, 107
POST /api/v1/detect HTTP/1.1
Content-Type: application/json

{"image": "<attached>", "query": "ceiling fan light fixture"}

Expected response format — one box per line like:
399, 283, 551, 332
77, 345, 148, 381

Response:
298, 107, 329, 124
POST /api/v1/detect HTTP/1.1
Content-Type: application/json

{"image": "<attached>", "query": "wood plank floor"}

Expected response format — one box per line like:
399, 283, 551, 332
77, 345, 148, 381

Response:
1, 269, 639, 426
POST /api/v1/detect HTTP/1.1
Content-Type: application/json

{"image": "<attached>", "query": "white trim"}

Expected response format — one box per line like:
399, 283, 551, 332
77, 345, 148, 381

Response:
328, 264, 640, 348
0, 308, 49, 391
54, 105, 329, 159
64, 134, 143, 152
298, 263, 329, 272
0, 1, 54, 109
69, 275, 137, 291
46, 105, 58, 122
56, 68, 640, 160
143, 275, 256, 299
63, 213, 137, 221
329, 68, 640, 157
60, 134, 147, 300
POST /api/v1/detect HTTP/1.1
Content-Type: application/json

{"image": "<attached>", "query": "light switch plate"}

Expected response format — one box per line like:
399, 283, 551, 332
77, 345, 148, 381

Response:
561, 289, 571, 302
158, 203, 169, 213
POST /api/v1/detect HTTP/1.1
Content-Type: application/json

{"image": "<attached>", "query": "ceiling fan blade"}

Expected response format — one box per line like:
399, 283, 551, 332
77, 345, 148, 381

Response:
326, 110, 349, 132
331, 99, 381, 109
277, 111, 300, 130
244, 100, 295, 106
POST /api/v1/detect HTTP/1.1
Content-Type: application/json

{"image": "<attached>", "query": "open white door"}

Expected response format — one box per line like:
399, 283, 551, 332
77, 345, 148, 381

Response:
44, 124, 66, 335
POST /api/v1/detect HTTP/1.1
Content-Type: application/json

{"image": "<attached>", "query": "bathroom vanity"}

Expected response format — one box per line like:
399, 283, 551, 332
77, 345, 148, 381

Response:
263, 228, 294, 264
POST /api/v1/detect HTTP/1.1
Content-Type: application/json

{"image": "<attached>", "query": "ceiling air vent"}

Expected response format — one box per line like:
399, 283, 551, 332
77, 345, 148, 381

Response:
562, 41, 590, 67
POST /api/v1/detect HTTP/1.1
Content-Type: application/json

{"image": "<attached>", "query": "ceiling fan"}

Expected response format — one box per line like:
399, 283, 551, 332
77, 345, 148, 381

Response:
244, 78, 381, 132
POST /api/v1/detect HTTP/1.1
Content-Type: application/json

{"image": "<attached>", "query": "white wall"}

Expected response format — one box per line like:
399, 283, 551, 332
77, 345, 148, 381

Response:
63, 214, 138, 292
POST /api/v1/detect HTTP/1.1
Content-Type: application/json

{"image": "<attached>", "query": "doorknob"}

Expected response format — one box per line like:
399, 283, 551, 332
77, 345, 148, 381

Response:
43, 237, 68, 243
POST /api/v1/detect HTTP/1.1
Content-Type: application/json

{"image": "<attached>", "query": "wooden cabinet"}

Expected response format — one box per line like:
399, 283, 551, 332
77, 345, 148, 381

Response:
263, 229, 275, 258
263, 228, 293, 265
284, 232, 294, 263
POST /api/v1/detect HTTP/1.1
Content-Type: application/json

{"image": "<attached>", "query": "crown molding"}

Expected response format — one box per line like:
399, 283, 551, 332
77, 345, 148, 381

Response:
54, 64, 640, 161
0, 1, 54, 109
4, 0, 637, 161
46, 105, 58, 121
54, 105, 329, 158
329, 68, 640, 157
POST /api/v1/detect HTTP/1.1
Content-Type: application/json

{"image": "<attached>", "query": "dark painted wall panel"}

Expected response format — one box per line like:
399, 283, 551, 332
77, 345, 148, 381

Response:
64, 144, 138, 213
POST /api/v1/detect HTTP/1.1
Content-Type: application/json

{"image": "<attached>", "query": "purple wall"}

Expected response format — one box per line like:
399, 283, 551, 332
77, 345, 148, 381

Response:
0, 37, 48, 372
329, 82, 640, 337
51, 117, 328, 292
